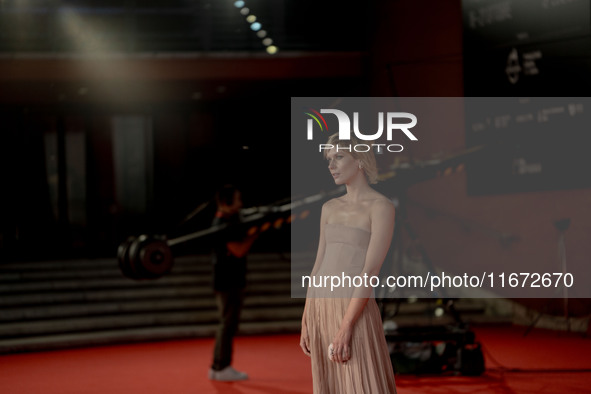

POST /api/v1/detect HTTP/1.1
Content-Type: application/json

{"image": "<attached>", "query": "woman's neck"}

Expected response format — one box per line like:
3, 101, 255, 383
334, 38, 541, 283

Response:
344, 176, 371, 203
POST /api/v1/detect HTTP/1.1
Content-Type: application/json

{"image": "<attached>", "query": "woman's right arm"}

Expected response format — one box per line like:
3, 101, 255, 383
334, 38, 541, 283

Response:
300, 202, 329, 356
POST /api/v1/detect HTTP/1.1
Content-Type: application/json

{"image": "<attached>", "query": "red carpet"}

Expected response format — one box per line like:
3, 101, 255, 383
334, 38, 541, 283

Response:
1, 325, 590, 393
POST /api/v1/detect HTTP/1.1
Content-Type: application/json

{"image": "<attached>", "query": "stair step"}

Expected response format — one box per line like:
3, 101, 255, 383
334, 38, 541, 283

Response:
0, 305, 304, 339
0, 254, 290, 273
0, 296, 304, 322
0, 271, 291, 294
0, 282, 292, 307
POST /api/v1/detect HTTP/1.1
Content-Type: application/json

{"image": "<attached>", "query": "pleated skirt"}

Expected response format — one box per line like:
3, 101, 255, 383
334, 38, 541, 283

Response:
306, 298, 397, 394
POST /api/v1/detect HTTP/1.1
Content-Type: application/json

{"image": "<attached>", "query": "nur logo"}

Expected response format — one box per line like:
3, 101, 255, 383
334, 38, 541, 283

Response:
304, 108, 418, 152
304, 109, 329, 139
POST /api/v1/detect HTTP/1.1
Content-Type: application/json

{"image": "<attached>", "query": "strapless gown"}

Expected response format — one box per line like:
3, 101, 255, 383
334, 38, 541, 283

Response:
306, 223, 397, 394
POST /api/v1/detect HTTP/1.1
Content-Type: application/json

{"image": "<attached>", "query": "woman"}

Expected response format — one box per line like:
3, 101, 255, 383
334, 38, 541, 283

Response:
300, 133, 397, 393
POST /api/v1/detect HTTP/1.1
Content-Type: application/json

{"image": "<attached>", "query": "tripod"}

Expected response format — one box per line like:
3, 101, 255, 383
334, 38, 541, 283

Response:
523, 218, 571, 336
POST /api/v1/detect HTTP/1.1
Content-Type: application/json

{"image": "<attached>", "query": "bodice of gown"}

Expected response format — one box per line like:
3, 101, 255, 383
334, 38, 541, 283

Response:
316, 223, 371, 278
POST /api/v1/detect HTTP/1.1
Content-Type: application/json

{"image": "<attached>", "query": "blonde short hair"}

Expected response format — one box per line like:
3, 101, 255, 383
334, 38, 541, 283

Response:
324, 132, 378, 184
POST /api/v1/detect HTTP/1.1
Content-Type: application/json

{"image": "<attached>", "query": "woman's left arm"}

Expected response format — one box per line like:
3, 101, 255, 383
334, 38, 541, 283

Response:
330, 200, 395, 363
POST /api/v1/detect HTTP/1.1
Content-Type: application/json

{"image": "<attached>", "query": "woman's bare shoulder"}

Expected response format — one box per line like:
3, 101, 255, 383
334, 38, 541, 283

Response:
365, 189, 393, 204
368, 193, 395, 213
322, 197, 342, 213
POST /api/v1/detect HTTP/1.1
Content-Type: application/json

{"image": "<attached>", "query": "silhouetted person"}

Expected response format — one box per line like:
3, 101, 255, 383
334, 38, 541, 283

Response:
208, 185, 256, 381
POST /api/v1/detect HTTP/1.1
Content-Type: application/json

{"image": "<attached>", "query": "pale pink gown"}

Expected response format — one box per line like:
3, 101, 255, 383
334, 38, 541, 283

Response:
306, 223, 397, 393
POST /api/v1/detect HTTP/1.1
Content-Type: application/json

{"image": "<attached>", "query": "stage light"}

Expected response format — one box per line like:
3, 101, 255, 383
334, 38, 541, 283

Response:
234, 3, 276, 55
434, 307, 445, 317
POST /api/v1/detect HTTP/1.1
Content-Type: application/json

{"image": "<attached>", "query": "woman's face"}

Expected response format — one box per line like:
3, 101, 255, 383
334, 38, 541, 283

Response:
326, 148, 360, 185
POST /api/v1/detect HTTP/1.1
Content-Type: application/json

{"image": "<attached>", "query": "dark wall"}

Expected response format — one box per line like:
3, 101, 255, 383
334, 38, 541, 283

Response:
0, 73, 366, 260
369, 0, 591, 310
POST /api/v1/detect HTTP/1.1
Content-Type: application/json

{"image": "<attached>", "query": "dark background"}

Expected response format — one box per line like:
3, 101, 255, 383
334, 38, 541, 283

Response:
0, 0, 372, 259
1, 0, 591, 303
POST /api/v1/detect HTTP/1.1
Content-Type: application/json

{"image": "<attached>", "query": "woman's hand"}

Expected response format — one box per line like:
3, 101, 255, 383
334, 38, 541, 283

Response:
330, 325, 353, 363
300, 319, 311, 357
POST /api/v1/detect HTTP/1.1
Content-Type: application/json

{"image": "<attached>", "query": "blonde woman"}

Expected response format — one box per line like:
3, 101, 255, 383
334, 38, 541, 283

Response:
300, 133, 397, 393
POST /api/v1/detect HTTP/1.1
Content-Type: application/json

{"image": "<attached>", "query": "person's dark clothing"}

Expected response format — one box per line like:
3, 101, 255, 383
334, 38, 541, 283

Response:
211, 212, 248, 371
211, 213, 247, 291
212, 289, 244, 371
